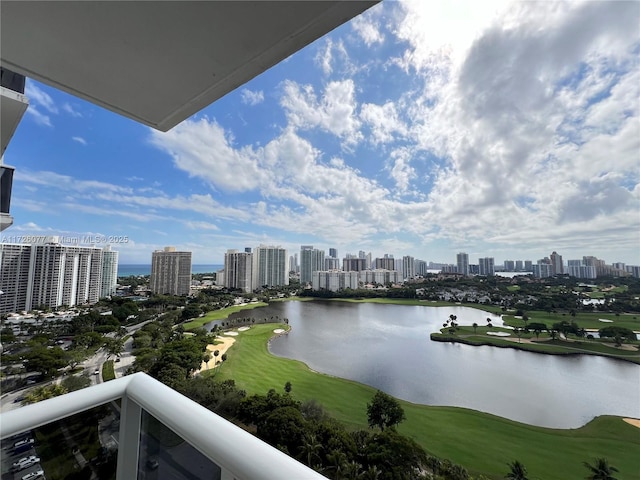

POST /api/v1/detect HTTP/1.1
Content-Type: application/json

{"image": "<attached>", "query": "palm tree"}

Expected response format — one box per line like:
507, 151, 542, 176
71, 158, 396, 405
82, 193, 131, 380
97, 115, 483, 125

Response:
213, 349, 220, 366
299, 433, 322, 467
583, 458, 619, 480
505, 460, 528, 480
472, 322, 478, 334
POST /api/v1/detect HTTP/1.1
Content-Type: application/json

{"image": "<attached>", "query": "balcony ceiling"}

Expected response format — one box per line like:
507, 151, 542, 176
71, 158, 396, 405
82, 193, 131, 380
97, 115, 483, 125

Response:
0, 1, 377, 131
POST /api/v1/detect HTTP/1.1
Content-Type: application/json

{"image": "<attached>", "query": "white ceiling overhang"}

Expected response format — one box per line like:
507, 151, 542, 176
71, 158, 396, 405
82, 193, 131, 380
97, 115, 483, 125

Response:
1, 1, 378, 131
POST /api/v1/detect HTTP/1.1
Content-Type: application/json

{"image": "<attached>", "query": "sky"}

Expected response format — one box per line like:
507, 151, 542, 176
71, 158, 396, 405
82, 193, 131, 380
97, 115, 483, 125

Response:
3, 0, 639, 266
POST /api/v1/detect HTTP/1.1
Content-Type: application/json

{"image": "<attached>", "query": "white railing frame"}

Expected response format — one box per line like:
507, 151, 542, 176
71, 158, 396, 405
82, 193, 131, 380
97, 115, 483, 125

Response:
1, 372, 324, 479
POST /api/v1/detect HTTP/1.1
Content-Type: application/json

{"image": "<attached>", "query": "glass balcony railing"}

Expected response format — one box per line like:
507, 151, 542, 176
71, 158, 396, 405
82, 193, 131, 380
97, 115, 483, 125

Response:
1, 372, 324, 480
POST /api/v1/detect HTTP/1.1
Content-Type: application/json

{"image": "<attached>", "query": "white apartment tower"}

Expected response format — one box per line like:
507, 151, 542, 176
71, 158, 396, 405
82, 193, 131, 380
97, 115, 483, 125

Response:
312, 270, 359, 292
402, 256, 415, 280
0, 243, 31, 314
150, 247, 192, 296
456, 252, 469, 276
300, 245, 325, 285
0, 238, 104, 314
478, 257, 495, 276
224, 249, 253, 293
252, 245, 289, 290
100, 245, 119, 298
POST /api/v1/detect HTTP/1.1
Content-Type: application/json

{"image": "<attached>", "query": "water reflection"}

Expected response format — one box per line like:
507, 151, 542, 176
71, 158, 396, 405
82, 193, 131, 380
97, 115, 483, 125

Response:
206, 301, 640, 428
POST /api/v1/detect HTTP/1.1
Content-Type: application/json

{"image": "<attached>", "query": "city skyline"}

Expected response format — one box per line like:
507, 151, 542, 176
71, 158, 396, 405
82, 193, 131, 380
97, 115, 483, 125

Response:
3, 1, 638, 265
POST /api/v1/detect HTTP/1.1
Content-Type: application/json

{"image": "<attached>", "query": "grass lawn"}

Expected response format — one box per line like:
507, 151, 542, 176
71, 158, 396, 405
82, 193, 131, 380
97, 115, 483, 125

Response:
502, 311, 640, 331
102, 360, 115, 381
212, 324, 640, 479
182, 302, 268, 330
431, 328, 640, 364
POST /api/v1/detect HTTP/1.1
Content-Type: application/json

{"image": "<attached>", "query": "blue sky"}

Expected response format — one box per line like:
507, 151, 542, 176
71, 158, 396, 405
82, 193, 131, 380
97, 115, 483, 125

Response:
3, 1, 639, 265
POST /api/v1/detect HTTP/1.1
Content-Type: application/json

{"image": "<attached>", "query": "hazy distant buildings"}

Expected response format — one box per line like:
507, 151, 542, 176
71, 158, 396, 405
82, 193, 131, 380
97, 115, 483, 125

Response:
515, 260, 524, 271
415, 259, 427, 276
300, 246, 325, 285
324, 257, 340, 270
329, 248, 337, 258
252, 245, 288, 289
524, 260, 533, 271
312, 270, 359, 292
0, 238, 104, 314
504, 260, 515, 271
360, 269, 401, 285
343, 257, 367, 272
100, 245, 119, 298
567, 259, 597, 279
224, 249, 253, 293
550, 251, 564, 275
374, 257, 395, 271
150, 247, 192, 296
478, 257, 495, 276
456, 252, 469, 276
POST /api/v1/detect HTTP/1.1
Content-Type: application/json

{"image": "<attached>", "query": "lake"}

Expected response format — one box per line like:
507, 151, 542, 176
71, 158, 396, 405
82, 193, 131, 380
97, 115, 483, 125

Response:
208, 300, 640, 428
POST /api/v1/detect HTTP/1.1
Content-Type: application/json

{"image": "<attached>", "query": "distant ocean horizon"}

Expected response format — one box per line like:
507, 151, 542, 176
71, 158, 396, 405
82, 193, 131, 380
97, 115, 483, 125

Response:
118, 264, 223, 277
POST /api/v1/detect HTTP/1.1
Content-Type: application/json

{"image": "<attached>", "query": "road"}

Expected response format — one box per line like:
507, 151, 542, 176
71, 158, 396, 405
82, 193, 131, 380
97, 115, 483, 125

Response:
0, 318, 150, 413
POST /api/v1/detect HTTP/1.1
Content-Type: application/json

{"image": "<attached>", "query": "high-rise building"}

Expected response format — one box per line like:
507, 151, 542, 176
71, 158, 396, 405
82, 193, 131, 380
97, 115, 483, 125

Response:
343, 257, 367, 271
224, 249, 253, 293
504, 260, 515, 271
324, 257, 340, 270
0, 243, 31, 314
456, 252, 469, 276
374, 257, 395, 271
478, 257, 495, 276
0, 238, 105, 314
100, 245, 119, 298
515, 260, 524, 271
150, 247, 192, 296
300, 246, 325, 285
550, 251, 564, 275
533, 258, 553, 278
524, 260, 533, 271
312, 270, 359, 292
252, 245, 289, 290
329, 248, 337, 258
567, 260, 597, 279
359, 269, 401, 285
415, 259, 427, 276
402, 256, 415, 279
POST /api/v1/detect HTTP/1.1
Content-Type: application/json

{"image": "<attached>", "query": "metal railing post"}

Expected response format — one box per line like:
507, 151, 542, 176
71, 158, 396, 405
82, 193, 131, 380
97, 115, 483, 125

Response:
116, 395, 142, 480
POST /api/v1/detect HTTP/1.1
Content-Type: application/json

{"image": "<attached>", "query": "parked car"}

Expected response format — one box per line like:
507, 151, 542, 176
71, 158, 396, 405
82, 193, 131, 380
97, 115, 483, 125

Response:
12, 456, 40, 472
21, 470, 44, 480
93, 370, 100, 375
13, 438, 34, 449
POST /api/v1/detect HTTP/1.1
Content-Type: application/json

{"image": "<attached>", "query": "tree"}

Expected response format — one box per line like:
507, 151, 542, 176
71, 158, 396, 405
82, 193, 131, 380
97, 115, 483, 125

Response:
284, 381, 292, 394
505, 460, 529, 480
366, 390, 405, 431
583, 458, 619, 480
213, 349, 220, 365
472, 322, 478, 334
528, 322, 547, 339
203, 353, 211, 369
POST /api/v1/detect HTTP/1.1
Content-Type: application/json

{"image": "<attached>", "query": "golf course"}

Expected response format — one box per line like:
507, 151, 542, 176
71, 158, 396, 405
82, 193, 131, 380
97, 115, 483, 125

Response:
209, 322, 640, 479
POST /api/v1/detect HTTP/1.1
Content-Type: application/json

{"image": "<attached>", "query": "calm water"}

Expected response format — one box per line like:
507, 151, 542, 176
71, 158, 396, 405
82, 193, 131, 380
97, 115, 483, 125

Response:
211, 301, 640, 428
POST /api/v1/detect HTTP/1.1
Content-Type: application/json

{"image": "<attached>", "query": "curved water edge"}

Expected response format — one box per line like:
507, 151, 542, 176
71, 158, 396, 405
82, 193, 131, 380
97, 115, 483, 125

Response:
204, 300, 640, 429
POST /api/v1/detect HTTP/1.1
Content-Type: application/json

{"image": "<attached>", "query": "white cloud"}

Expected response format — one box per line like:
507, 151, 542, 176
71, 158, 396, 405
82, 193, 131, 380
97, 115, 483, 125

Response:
62, 103, 82, 117
149, 118, 266, 192
351, 14, 385, 46
280, 79, 362, 146
25, 106, 52, 127
360, 102, 407, 145
72, 136, 87, 145
240, 89, 264, 106
25, 82, 58, 113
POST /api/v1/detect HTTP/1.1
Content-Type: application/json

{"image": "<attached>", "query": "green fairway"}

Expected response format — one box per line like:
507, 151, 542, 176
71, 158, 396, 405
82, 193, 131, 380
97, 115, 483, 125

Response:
182, 302, 268, 330
212, 324, 640, 479
502, 311, 640, 331
431, 328, 640, 364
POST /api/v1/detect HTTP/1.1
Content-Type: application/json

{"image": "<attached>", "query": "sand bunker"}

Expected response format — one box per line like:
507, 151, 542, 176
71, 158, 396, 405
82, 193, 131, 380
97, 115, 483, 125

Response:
598, 319, 614, 323
273, 328, 285, 334
623, 418, 640, 428
224, 331, 239, 336
486, 331, 511, 337
237, 326, 250, 332
196, 336, 236, 373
